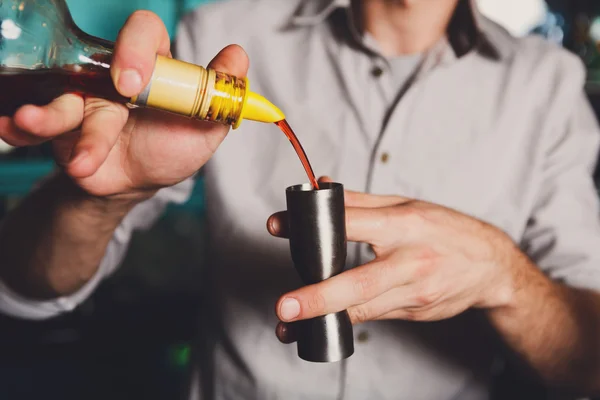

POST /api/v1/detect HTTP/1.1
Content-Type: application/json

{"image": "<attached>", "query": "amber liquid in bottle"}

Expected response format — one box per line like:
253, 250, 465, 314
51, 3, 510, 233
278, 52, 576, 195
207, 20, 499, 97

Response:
275, 120, 320, 190
0, 52, 320, 190
0, 54, 126, 116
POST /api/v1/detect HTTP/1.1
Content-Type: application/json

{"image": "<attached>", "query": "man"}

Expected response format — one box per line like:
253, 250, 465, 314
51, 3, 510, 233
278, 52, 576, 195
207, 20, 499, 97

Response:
0, 0, 599, 398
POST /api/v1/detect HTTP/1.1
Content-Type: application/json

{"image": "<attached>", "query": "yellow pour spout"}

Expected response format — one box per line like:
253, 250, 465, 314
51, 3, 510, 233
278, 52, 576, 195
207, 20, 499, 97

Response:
234, 91, 285, 129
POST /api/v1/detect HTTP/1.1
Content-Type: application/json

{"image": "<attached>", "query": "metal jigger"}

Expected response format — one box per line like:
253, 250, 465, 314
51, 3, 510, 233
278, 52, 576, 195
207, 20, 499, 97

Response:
285, 182, 354, 363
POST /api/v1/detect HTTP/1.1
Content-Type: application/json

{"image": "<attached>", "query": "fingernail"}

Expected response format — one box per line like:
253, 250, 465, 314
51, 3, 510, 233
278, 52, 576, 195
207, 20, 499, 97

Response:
118, 69, 142, 96
70, 149, 88, 165
280, 298, 300, 321
269, 217, 280, 234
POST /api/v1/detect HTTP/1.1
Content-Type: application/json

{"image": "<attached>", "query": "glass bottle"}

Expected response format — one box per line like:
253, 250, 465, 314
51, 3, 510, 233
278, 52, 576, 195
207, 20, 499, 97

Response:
0, 0, 284, 128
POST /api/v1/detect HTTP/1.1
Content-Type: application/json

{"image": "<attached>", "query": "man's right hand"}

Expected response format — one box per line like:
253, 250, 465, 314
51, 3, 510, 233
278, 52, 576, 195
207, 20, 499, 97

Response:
0, 10, 249, 199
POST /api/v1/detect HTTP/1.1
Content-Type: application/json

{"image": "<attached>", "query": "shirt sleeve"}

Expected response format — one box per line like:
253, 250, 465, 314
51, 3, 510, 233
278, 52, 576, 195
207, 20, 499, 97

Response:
0, 178, 195, 320
0, 13, 203, 320
521, 90, 600, 291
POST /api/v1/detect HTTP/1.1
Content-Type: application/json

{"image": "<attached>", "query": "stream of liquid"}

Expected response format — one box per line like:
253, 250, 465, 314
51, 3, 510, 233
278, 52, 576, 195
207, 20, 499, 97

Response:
275, 119, 319, 190
0, 67, 321, 192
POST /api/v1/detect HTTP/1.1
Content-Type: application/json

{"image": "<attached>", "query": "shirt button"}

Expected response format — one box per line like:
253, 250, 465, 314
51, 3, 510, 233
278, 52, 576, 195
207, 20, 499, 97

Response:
357, 331, 370, 343
380, 152, 390, 163
371, 66, 384, 78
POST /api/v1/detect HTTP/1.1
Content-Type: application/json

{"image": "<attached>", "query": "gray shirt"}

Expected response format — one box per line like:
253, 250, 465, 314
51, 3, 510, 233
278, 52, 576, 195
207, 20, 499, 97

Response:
2, 0, 600, 399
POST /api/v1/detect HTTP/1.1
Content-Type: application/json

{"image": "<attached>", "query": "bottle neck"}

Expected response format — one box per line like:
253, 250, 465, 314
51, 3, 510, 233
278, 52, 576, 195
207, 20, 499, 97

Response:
67, 25, 115, 74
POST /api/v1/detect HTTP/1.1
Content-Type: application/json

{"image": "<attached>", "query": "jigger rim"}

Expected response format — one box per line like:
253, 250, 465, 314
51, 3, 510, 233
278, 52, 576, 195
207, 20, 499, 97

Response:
286, 182, 343, 192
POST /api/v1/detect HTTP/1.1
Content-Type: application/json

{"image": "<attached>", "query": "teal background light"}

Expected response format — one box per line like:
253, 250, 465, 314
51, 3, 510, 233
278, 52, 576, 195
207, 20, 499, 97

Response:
65, 0, 214, 40
0, 0, 218, 199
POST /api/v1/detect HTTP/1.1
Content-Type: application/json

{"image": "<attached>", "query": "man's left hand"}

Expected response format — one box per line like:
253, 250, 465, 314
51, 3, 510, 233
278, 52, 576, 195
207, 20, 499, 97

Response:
267, 187, 528, 342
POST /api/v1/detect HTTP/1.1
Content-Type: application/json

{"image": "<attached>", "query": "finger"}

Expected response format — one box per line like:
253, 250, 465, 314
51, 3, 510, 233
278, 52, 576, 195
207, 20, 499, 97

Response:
344, 190, 410, 208
276, 259, 405, 322
0, 117, 45, 146
275, 321, 299, 344
0, 117, 10, 134
207, 44, 250, 78
346, 286, 419, 324
66, 100, 129, 178
12, 94, 84, 137
345, 206, 399, 246
187, 45, 250, 154
373, 301, 466, 323
314, 175, 405, 206
316, 176, 406, 207
372, 310, 412, 321
52, 131, 81, 166
269, 206, 398, 246
267, 211, 288, 238
112, 10, 172, 97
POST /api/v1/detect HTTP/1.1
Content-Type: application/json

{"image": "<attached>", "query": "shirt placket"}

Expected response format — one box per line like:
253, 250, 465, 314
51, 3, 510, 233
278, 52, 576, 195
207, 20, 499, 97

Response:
328, 11, 459, 397
327, 20, 407, 399
354, 55, 394, 266
357, 39, 457, 263
324, 27, 385, 277
342, 44, 460, 400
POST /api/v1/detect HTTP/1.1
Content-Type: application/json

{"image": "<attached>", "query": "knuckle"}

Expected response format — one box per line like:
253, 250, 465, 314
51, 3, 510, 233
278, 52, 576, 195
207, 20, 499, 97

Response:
54, 96, 83, 117
379, 207, 400, 231
348, 306, 370, 324
411, 247, 439, 280
84, 99, 126, 120
418, 308, 440, 322
397, 203, 428, 225
413, 282, 442, 307
402, 307, 437, 322
84, 99, 110, 115
402, 309, 419, 321
415, 246, 438, 262
306, 291, 327, 314
380, 206, 395, 223
351, 269, 379, 303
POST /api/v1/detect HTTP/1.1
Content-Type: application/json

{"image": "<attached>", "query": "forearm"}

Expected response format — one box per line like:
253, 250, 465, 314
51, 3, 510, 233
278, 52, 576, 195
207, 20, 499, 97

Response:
488, 252, 600, 395
0, 172, 143, 300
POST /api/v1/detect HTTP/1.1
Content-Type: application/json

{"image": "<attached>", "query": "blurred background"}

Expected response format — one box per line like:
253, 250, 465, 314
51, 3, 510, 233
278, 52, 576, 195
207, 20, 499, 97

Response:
0, 0, 600, 399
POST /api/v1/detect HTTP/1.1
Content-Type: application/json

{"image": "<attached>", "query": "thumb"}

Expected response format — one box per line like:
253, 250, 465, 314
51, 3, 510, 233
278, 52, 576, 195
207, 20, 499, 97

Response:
207, 44, 250, 78
112, 11, 171, 97
318, 176, 334, 183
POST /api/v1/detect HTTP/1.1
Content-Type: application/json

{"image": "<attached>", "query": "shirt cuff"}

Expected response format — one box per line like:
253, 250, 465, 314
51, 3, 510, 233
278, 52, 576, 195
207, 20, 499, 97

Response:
0, 178, 196, 320
0, 232, 127, 321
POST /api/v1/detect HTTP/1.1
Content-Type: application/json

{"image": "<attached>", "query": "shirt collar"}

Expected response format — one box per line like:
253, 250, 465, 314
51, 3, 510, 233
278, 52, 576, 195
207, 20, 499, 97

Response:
289, 0, 504, 61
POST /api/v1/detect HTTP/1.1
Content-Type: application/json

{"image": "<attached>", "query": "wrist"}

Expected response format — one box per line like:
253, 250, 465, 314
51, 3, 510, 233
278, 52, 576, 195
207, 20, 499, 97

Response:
480, 235, 525, 311
55, 172, 154, 218
484, 241, 551, 316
